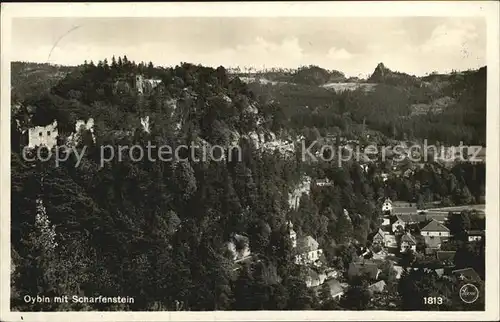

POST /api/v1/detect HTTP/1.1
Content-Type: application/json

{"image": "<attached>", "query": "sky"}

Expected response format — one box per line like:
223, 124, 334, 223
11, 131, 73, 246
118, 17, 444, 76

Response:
11, 17, 486, 78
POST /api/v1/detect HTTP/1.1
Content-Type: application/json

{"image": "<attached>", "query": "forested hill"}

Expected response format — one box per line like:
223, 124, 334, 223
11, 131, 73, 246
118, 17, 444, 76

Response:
11, 58, 486, 311
242, 64, 486, 146
11, 62, 77, 102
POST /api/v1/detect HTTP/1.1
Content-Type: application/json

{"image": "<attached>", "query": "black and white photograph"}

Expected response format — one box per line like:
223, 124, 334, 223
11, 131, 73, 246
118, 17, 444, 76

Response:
1, 2, 499, 321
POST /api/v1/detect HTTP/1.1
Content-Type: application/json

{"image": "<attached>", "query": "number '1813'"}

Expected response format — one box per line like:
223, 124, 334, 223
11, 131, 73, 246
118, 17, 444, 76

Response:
423, 297, 443, 305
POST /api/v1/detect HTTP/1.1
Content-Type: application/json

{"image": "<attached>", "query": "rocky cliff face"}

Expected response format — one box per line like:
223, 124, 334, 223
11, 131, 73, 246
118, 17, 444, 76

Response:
368, 62, 420, 87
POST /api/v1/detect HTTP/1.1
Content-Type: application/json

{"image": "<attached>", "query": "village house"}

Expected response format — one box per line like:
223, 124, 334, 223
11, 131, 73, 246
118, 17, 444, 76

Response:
467, 230, 484, 242
420, 210, 448, 223
383, 234, 398, 249
371, 228, 387, 245
423, 235, 443, 252
452, 268, 482, 283
324, 267, 340, 279
27, 120, 59, 149
400, 233, 417, 253
294, 236, 323, 266
392, 204, 418, 216
381, 198, 392, 213
305, 268, 327, 288
323, 279, 346, 301
368, 280, 387, 295
391, 214, 423, 233
348, 260, 381, 281
391, 216, 407, 233
420, 219, 451, 237
436, 251, 456, 266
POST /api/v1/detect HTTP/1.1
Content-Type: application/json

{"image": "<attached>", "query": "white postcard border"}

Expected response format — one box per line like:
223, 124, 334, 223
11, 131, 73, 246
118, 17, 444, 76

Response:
1, 2, 499, 321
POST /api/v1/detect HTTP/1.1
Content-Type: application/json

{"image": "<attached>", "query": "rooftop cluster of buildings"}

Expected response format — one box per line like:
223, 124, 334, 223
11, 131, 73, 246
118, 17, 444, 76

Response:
378, 198, 484, 253
358, 198, 486, 295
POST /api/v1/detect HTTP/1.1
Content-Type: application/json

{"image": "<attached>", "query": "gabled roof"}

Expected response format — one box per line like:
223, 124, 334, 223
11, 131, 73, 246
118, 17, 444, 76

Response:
395, 214, 422, 223
423, 212, 448, 222
392, 207, 418, 215
452, 268, 482, 282
297, 236, 319, 253
467, 230, 485, 236
368, 280, 387, 293
349, 260, 380, 280
306, 267, 326, 283
325, 279, 345, 296
424, 236, 442, 249
372, 229, 386, 240
401, 233, 417, 244
421, 219, 450, 232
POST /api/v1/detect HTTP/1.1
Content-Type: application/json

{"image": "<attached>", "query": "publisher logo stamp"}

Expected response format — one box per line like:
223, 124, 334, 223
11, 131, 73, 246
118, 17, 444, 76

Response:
459, 283, 479, 303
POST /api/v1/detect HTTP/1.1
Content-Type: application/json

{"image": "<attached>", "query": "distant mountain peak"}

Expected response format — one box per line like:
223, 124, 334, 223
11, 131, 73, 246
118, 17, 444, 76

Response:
368, 62, 419, 86
371, 62, 390, 80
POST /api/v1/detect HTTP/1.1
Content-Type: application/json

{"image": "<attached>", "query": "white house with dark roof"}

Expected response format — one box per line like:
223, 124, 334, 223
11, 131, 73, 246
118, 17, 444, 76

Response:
391, 215, 408, 233
420, 219, 451, 237
294, 236, 323, 266
371, 228, 387, 245
382, 198, 392, 213
391, 213, 424, 233
400, 233, 417, 253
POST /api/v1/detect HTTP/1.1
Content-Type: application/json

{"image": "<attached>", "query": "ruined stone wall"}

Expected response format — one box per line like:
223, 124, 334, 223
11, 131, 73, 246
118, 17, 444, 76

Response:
27, 120, 58, 149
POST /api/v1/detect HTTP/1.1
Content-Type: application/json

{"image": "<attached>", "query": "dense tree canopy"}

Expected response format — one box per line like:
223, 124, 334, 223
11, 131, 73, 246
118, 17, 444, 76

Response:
11, 58, 486, 311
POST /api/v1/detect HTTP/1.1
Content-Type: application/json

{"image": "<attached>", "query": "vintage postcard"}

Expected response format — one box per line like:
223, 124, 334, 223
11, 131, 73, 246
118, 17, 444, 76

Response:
1, 1, 499, 321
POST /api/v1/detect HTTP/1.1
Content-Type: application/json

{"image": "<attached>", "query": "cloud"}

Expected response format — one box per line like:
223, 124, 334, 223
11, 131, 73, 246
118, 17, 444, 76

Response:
326, 47, 353, 61
420, 22, 479, 54
11, 17, 486, 77
391, 30, 407, 36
